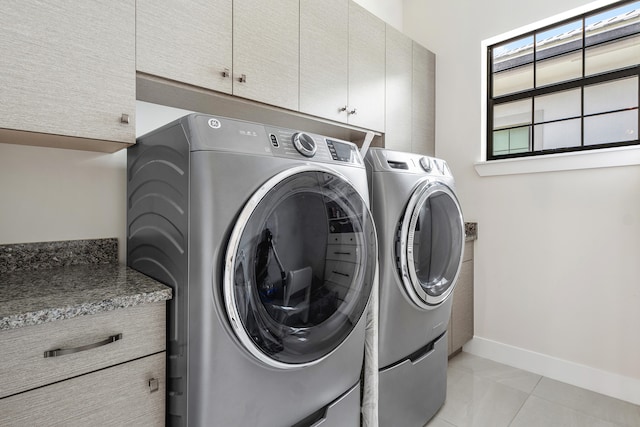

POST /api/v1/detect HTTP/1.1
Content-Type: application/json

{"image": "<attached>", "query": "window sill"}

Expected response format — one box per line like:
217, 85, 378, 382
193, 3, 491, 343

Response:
474, 145, 640, 176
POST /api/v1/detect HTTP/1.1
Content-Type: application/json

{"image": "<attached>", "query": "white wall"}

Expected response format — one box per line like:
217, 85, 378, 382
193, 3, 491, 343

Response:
404, 0, 640, 404
0, 144, 128, 261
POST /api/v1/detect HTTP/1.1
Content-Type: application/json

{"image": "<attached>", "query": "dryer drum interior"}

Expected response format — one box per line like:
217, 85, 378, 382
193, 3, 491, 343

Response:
398, 181, 465, 308
225, 167, 377, 368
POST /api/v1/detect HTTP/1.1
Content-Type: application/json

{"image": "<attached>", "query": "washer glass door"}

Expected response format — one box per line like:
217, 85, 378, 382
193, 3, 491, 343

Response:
398, 180, 464, 309
224, 166, 377, 368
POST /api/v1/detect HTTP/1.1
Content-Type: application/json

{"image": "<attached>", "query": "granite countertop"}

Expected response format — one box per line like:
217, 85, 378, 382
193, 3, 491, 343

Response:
465, 222, 478, 241
0, 239, 172, 331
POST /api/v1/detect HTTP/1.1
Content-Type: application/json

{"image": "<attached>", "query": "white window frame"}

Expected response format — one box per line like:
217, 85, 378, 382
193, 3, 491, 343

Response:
476, 0, 640, 176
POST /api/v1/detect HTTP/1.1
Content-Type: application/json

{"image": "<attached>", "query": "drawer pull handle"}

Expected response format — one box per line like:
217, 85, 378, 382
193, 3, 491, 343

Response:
44, 333, 123, 358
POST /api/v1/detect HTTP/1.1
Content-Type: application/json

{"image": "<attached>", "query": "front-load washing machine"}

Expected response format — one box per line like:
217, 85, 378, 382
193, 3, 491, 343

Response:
364, 148, 464, 427
127, 114, 377, 426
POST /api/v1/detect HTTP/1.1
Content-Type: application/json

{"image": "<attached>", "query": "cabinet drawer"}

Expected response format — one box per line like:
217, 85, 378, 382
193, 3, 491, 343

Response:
0, 352, 165, 426
0, 302, 165, 399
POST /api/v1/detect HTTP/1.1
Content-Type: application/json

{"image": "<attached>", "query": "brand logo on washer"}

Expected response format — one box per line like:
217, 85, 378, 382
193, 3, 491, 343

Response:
208, 118, 221, 129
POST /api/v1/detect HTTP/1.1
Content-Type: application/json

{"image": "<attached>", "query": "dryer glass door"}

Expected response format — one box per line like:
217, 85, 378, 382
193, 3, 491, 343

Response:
224, 166, 377, 368
398, 181, 464, 309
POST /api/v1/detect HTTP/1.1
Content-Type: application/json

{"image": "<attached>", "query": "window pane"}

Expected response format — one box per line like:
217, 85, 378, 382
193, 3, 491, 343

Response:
493, 129, 510, 155
493, 65, 534, 96
534, 89, 581, 123
509, 127, 531, 153
585, 1, 640, 46
585, 2, 640, 76
584, 76, 639, 115
536, 20, 583, 59
585, 33, 640, 75
536, 51, 583, 87
492, 36, 534, 96
492, 126, 531, 156
533, 119, 581, 150
493, 99, 532, 129
584, 110, 638, 145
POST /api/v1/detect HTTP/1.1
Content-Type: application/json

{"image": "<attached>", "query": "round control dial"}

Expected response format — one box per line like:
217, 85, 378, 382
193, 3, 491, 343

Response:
292, 132, 317, 157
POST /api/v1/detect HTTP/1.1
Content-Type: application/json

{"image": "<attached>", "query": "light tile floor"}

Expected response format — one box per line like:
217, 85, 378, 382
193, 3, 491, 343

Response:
425, 352, 640, 427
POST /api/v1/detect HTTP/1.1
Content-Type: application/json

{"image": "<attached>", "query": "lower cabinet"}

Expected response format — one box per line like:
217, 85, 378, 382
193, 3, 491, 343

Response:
449, 241, 474, 356
0, 302, 166, 425
0, 353, 165, 426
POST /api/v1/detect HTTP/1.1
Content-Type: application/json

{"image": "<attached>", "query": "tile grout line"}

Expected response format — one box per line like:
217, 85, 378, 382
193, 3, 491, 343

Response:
506, 390, 534, 426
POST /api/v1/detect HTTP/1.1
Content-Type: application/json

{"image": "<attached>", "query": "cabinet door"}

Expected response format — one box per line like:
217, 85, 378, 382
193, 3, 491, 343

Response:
348, 2, 386, 132
299, 0, 349, 122
233, 0, 299, 111
412, 42, 436, 156
450, 254, 474, 354
0, 1, 135, 147
0, 352, 165, 426
136, 0, 233, 94
384, 25, 413, 153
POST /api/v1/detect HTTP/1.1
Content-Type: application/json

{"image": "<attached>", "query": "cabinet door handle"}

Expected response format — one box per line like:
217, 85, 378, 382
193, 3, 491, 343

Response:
222, 68, 230, 78
44, 333, 123, 358
347, 108, 357, 115
120, 113, 130, 124
239, 74, 247, 83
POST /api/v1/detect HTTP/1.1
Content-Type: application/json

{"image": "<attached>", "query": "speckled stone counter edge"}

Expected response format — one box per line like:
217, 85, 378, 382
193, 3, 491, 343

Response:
0, 238, 118, 274
465, 222, 478, 241
0, 239, 172, 331
0, 285, 172, 331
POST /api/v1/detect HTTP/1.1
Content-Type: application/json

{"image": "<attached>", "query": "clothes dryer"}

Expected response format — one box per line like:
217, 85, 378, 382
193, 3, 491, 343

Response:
364, 148, 464, 427
128, 114, 377, 426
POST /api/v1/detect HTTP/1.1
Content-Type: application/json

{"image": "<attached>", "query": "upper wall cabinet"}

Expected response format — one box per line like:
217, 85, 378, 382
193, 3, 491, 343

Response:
299, 0, 385, 133
137, 0, 298, 111
412, 42, 436, 156
347, 2, 386, 132
0, 1, 136, 152
299, 0, 349, 123
233, 0, 299, 111
384, 25, 435, 155
136, 0, 233, 95
385, 26, 413, 153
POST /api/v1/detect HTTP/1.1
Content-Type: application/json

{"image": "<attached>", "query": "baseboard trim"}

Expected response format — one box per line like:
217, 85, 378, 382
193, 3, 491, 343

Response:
463, 336, 640, 406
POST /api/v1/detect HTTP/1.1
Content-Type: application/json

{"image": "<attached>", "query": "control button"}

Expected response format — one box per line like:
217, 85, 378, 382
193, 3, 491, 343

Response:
292, 132, 317, 157
432, 159, 443, 174
419, 157, 433, 173
442, 161, 452, 176
269, 134, 279, 148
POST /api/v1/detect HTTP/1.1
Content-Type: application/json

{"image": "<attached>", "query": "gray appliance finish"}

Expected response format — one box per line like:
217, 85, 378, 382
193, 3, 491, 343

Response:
127, 114, 377, 426
364, 148, 465, 427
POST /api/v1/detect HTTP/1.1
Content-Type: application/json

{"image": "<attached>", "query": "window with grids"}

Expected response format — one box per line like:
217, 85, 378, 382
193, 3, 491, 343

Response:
487, 0, 640, 160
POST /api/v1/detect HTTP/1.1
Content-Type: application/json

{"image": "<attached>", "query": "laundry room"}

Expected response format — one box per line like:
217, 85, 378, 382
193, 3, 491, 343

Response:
1, 0, 639, 426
